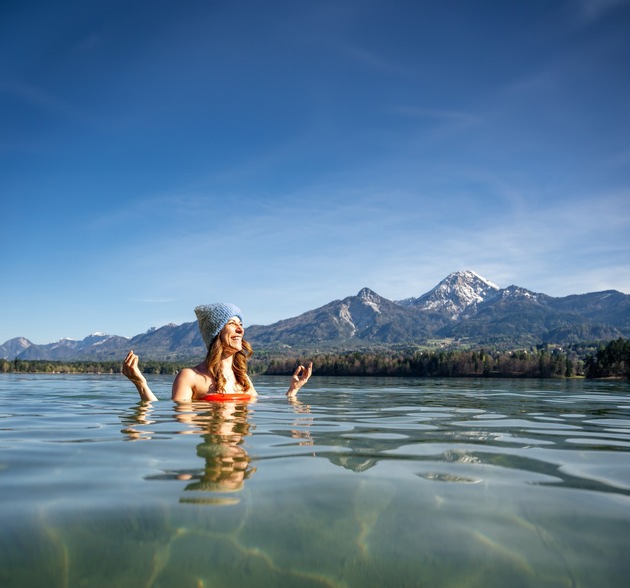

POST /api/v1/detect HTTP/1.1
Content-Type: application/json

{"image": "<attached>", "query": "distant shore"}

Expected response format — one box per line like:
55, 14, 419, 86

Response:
3, 339, 628, 379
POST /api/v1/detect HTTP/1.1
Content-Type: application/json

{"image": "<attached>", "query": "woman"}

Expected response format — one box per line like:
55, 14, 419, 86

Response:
122, 302, 312, 402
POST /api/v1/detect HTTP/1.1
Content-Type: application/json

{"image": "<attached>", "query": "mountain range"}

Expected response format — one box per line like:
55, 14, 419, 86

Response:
2, 270, 629, 361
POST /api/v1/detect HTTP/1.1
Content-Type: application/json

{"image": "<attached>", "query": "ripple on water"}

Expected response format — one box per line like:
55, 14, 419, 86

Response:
1, 375, 630, 587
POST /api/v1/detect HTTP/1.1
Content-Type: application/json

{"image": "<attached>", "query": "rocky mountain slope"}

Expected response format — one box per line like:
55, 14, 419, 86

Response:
3, 271, 628, 361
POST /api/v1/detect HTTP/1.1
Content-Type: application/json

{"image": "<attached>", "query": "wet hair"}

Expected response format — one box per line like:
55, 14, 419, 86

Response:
205, 334, 253, 393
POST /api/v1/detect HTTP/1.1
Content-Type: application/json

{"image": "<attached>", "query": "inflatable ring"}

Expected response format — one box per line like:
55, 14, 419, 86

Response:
200, 393, 254, 402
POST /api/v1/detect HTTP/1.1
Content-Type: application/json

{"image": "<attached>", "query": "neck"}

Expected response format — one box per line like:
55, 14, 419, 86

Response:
220, 351, 235, 371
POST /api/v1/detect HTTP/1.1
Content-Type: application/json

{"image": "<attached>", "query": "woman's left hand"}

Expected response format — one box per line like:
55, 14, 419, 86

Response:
287, 362, 313, 398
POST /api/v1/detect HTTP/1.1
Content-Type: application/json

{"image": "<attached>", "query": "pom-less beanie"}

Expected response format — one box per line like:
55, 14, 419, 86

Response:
194, 303, 244, 349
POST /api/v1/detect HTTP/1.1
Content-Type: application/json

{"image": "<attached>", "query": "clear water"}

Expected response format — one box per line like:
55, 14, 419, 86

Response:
1, 374, 629, 587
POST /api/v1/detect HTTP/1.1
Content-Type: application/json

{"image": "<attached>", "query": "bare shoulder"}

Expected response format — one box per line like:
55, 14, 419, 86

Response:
174, 367, 200, 383
172, 366, 208, 401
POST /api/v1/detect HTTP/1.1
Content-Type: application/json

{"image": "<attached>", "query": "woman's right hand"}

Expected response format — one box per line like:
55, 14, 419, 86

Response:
122, 350, 147, 385
122, 350, 158, 402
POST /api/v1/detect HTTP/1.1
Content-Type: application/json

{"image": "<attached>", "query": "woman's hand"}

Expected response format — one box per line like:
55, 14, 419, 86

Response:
122, 350, 158, 402
122, 350, 146, 385
287, 362, 313, 398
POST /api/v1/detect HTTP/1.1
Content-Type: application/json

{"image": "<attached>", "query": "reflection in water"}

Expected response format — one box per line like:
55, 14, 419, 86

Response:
177, 403, 255, 504
122, 401, 256, 504
289, 399, 315, 447
120, 401, 157, 440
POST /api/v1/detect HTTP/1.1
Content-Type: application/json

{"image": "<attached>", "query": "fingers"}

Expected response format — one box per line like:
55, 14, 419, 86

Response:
123, 350, 139, 374
300, 362, 313, 377
293, 362, 313, 381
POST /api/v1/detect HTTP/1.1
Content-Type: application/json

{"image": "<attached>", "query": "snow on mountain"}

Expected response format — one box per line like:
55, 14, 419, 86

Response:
398, 270, 500, 319
50, 338, 79, 349
83, 333, 118, 347
0, 337, 33, 360
489, 285, 545, 303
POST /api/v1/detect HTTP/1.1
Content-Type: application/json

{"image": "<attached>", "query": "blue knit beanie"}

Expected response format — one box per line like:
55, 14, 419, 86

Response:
194, 303, 244, 349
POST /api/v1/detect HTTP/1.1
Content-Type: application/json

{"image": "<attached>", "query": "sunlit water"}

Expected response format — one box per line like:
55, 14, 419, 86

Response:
1, 374, 629, 587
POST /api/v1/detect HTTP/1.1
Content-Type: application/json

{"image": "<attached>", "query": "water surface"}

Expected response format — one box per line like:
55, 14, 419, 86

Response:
1, 374, 629, 587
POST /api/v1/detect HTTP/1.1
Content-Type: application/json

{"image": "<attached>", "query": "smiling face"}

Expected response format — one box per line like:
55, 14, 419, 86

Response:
219, 316, 244, 354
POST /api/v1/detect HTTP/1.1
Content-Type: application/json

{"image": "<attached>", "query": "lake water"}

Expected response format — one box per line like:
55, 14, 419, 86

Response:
1, 374, 629, 587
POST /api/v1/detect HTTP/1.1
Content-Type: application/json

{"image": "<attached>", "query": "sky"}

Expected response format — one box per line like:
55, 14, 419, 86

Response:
1, 0, 629, 344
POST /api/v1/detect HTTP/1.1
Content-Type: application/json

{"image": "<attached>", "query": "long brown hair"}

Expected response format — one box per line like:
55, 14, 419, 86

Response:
205, 335, 253, 393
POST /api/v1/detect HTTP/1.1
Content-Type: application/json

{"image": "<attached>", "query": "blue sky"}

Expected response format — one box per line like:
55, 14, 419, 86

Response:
1, 0, 629, 344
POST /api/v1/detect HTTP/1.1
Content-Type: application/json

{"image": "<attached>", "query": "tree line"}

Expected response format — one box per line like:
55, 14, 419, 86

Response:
0, 359, 187, 375
263, 348, 577, 378
583, 338, 630, 379
2, 339, 628, 379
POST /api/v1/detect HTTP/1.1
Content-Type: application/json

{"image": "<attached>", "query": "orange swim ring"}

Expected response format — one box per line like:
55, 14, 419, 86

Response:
200, 393, 254, 402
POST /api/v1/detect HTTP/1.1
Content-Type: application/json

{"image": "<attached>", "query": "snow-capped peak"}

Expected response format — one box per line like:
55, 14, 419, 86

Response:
403, 270, 500, 319
453, 270, 499, 291
434, 271, 500, 304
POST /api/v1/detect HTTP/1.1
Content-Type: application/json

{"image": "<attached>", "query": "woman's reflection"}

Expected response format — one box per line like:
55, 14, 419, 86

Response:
122, 400, 256, 505
177, 401, 255, 501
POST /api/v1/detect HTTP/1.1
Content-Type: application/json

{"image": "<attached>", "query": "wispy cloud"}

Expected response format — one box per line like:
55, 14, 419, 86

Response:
0, 79, 104, 130
376, 188, 630, 298
340, 43, 418, 78
605, 148, 630, 169
391, 106, 481, 125
574, 0, 627, 23
390, 105, 485, 143
501, 68, 558, 99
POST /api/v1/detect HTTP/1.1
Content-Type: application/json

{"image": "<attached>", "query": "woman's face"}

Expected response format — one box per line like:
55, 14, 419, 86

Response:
220, 316, 244, 353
